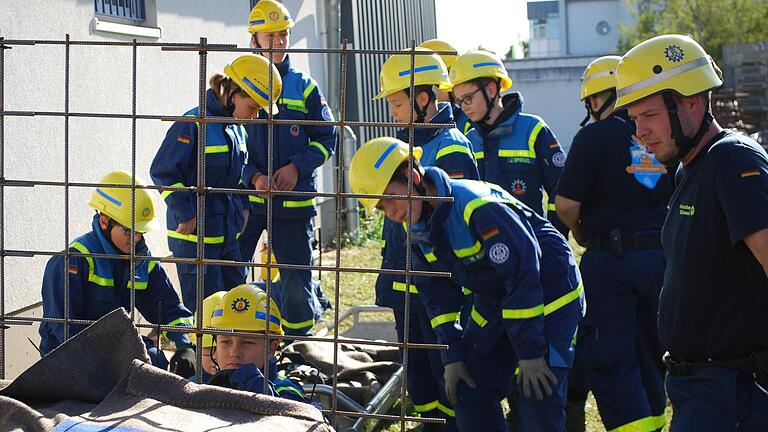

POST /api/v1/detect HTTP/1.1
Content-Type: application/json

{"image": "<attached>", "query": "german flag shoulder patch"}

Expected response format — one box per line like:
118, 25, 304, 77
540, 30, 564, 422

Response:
741, 168, 760, 178
481, 225, 499, 240
178, 135, 191, 144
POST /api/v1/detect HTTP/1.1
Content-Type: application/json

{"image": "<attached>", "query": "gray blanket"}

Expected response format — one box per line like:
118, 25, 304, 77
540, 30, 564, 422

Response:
0, 309, 333, 432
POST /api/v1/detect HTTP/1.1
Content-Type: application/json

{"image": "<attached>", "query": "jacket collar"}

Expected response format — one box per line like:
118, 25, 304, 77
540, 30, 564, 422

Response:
395, 102, 455, 145
276, 55, 291, 77
90, 213, 148, 257
476, 92, 523, 138
206, 88, 229, 117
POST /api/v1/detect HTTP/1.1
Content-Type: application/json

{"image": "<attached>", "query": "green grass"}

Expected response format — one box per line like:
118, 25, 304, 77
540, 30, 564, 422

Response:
315, 231, 672, 431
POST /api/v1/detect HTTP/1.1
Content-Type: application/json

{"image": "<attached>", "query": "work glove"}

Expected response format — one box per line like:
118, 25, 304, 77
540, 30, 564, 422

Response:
170, 347, 196, 378
443, 361, 476, 405
516, 356, 557, 401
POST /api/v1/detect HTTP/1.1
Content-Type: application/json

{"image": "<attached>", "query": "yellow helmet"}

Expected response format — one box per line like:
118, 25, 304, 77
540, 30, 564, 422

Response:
373, 49, 451, 100
418, 39, 459, 70
224, 55, 282, 115
349, 137, 422, 212
615, 34, 723, 109
87, 170, 158, 233
248, 0, 294, 33
210, 284, 284, 336
191, 291, 227, 349
448, 50, 512, 92
580, 55, 621, 100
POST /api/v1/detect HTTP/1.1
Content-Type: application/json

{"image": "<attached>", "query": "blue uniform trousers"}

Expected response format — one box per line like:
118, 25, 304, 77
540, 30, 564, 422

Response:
573, 249, 666, 431
239, 213, 319, 336
171, 233, 245, 314
667, 368, 768, 431
394, 299, 456, 430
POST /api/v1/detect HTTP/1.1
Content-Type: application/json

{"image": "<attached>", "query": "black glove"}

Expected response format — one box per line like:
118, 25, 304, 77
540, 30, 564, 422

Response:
170, 347, 196, 378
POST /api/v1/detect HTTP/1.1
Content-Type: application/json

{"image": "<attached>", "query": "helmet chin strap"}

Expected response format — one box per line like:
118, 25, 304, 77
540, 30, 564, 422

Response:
411, 90, 434, 123
662, 92, 713, 159
478, 79, 499, 123
225, 88, 239, 117
415, 179, 434, 223
580, 92, 616, 127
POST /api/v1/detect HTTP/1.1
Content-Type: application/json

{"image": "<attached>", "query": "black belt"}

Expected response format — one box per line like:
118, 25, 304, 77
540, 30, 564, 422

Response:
586, 230, 662, 254
664, 354, 756, 377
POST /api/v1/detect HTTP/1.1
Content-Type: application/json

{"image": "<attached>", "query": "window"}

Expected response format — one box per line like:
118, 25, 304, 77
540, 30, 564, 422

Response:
94, 0, 146, 23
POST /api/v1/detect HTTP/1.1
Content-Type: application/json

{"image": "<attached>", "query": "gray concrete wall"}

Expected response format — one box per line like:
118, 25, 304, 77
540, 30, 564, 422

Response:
566, 0, 620, 56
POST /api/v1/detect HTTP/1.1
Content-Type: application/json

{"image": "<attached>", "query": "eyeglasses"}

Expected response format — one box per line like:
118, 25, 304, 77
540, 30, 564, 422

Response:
109, 219, 140, 236
455, 88, 482, 107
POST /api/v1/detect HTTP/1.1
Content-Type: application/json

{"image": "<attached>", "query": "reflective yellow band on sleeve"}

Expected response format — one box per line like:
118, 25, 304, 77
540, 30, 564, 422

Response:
167, 231, 225, 244
249, 195, 265, 204
430, 312, 459, 329
71, 242, 114, 287
309, 141, 330, 162
463, 197, 491, 225
393, 281, 419, 294
283, 198, 316, 208
303, 82, 318, 100
470, 305, 488, 327
437, 402, 456, 417
503, 304, 544, 319
474, 151, 484, 160
609, 413, 666, 432
453, 240, 482, 258
127, 281, 148, 290
161, 182, 186, 199
167, 316, 194, 327
436, 144, 474, 160
543, 282, 584, 316
281, 317, 314, 330
547, 203, 556, 211
463, 121, 472, 134
414, 400, 438, 413
276, 385, 304, 398
462, 287, 472, 295
148, 259, 158, 274
425, 251, 438, 263
204, 145, 229, 154
528, 121, 544, 154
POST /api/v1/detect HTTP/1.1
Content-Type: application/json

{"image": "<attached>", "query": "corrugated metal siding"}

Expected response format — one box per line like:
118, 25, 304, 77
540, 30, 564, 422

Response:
341, 0, 437, 145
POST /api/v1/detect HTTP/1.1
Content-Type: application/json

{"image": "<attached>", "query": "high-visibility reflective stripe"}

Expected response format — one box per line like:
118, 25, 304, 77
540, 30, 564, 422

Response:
425, 251, 437, 263
148, 259, 158, 274
249, 196, 265, 204
303, 82, 317, 100
281, 317, 314, 330
161, 182, 186, 199
414, 400, 438, 413
167, 231, 225, 244
609, 413, 666, 432
617, 56, 711, 102
276, 385, 304, 398
503, 304, 544, 319
204, 145, 229, 154
475, 150, 484, 160
127, 281, 148, 290
453, 240, 482, 258
547, 202, 556, 211
470, 305, 488, 327
71, 242, 114, 287
544, 282, 584, 316
279, 97, 305, 107
497, 121, 542, 159
393, 281, 419, 294
436, 144, 474, 160
309, 141, 330, 162
463, 121, 472, 134
167, 316, 194, 327
463, 197, 491, 225
283, 198, 316, 208
462, 287, 472, 295
437, 402, 455, 417
430, 312, 459, 329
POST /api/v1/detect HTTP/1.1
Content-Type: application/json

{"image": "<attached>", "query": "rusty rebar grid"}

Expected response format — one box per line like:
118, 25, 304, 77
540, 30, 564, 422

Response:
0, 35, 461, 427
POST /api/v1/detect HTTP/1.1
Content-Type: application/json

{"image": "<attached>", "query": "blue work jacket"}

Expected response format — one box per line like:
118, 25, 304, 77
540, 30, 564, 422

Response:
467, 93, 566, 223
376, 103, 478, 309
242, 56, 337, 219
150, 89, 249, 245
39, 215, 193, 355
411, 167, 584, 365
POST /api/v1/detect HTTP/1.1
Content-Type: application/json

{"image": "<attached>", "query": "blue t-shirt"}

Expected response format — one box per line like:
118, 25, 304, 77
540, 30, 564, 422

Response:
557, 111, 671, 238
659, 130, 768, 360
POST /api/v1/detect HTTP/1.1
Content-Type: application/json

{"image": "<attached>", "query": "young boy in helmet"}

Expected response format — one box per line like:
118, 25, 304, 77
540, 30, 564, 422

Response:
372, 49, 478, 430
205, 283, 306, 403
39, 171, 195, 372
350, 138, 585, 431
239, 0, 337, 338
449, 50, 568, 236
417, 39, 471, 136
616, 34, 768, 431
151, 55, 281, 315
555, 56, 670, 432
189, 290, 227, 382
